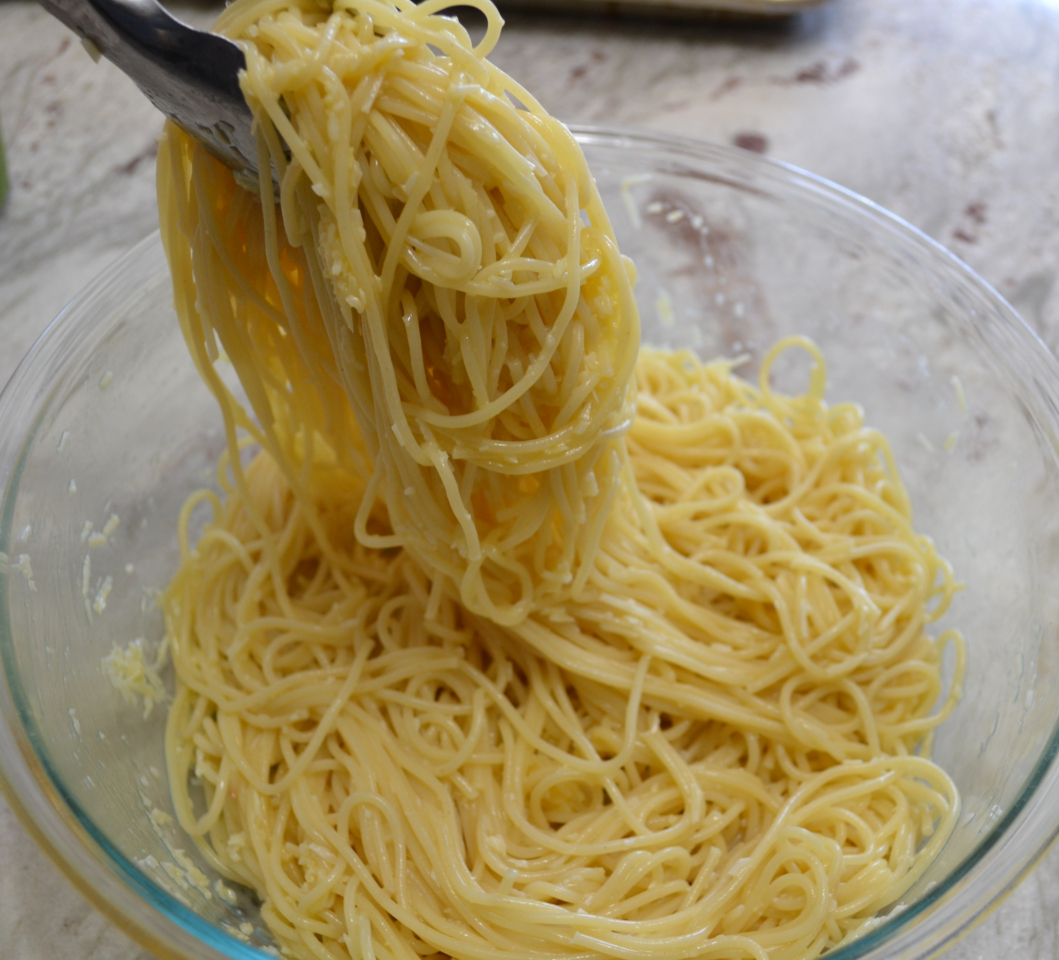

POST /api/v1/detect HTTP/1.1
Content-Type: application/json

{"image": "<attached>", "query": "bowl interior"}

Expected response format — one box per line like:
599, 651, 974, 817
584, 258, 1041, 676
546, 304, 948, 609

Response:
3, 130, 1059, 959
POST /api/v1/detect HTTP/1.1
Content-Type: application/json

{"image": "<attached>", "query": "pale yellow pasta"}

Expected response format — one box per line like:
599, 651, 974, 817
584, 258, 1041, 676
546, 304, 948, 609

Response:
159, 0, 637, 627
156, 2, 965, 959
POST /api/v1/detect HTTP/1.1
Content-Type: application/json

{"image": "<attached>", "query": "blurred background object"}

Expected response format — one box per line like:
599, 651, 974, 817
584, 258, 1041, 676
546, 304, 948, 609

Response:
0, 116, 8, 211
494, 0, 832, 16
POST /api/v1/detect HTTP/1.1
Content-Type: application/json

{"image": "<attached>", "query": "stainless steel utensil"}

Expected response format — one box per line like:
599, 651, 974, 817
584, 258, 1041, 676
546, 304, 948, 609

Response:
36, 0, 259, 183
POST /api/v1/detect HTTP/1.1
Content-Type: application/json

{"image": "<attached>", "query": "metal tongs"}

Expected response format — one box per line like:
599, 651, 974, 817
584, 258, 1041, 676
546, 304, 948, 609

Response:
36, 0, 260, 181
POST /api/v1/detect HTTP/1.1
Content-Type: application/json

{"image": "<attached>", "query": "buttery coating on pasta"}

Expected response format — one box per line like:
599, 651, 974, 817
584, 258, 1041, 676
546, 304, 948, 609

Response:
160, 0, 637, 628
156, 1, 965, 958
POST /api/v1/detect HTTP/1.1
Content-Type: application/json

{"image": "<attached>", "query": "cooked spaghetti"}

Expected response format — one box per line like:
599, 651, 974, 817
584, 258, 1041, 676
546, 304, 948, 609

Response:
159, 0, 637, 627
157, 1, 965, 958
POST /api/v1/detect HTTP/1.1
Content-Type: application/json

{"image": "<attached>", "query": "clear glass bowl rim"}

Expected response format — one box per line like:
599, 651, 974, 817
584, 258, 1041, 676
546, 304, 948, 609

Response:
2, 124, 1059, 960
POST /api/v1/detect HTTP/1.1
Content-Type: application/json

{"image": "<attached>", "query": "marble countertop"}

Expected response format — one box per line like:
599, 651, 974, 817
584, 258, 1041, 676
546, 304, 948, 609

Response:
3, 0, 1059, 956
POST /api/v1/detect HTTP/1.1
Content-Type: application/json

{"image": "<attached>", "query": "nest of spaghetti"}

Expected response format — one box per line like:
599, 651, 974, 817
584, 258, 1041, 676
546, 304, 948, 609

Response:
163, 343, 963, 960
156, 0, 964, 956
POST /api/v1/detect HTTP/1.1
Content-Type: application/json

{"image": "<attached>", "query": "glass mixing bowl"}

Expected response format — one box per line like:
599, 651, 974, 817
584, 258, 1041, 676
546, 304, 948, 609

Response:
2, 128, 1059, 960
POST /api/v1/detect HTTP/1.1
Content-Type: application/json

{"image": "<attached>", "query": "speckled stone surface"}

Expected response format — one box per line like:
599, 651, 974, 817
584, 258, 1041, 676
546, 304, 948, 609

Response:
4, 0, 1059, 956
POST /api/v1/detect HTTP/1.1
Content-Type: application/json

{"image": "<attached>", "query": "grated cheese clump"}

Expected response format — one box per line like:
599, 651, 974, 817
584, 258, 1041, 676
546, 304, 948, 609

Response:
102, 637, 170, 718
